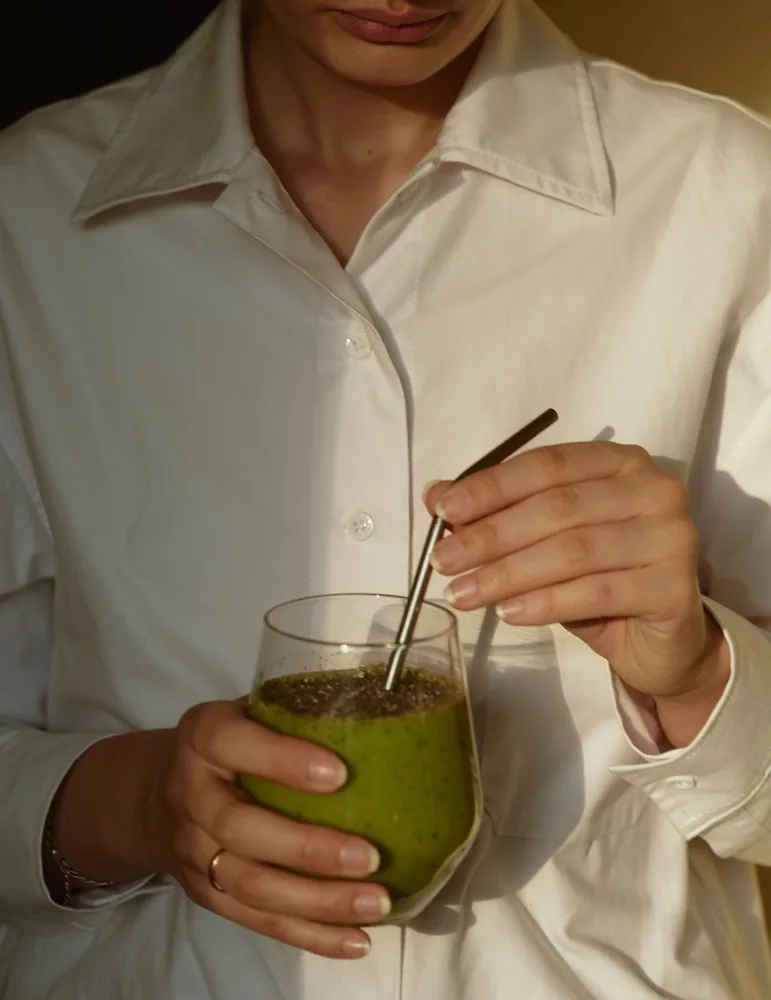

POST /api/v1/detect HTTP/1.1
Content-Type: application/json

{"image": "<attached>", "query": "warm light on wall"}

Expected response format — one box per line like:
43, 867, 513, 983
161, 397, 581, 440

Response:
540, 0, 771, 116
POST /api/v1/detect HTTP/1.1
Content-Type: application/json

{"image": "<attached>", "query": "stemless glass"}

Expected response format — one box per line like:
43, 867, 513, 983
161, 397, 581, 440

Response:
239, 593, 482, 923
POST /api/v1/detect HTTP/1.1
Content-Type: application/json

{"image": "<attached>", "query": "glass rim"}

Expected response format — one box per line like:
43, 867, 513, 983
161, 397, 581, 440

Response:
262, 592, 458, 649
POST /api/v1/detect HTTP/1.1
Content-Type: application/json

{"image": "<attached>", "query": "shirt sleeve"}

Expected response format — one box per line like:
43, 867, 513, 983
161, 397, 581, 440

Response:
611, 600, 771, 865
0, 330, 154, 920
610, 292, 771, 866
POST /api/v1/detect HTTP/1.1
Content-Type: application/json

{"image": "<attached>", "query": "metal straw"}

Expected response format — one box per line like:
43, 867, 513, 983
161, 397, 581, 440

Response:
384, 408, 559, 691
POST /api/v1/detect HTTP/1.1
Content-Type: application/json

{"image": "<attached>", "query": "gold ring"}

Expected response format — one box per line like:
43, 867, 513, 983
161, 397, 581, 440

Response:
207, 848, 227, 893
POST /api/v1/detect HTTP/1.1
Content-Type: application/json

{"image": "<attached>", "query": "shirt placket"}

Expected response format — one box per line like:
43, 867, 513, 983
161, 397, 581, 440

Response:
214, 153, 413, 1000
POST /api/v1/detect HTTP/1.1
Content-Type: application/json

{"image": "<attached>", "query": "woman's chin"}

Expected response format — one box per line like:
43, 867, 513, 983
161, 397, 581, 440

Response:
312, 40, 457, 89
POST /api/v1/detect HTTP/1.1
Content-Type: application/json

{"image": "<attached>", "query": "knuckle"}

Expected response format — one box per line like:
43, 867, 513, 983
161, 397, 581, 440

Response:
178, 702, 211, 743
474, 517, 503, 555
211, 804, 246, 850
242, 865, 270, 907
180, 701, 245, 769
563, 529, 594, 568
253, 911, 285, 942
667, 575, 697, 614
591, 577, 615, 608
537, 445, 570, 480
296, 827, 325, 870
619, 444, 651, 472
201, 718, 239, 770
531, 589, 556, 622
626, 444, 650, 465
546, 484, 583, 523
315, 884, 352, 921
480, 469, 508, 512
672, 520, 700, 559
477, 562, 505, 599
655, 474, 690, 513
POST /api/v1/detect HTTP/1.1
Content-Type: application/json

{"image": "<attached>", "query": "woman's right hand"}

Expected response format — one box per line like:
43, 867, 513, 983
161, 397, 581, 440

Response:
150, 699, 389, 958
51, 700, 388, 960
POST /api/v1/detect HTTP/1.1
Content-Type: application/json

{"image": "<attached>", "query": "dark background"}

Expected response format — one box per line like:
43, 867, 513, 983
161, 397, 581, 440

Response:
4, 1, 769, 134
0, 0, 218, 130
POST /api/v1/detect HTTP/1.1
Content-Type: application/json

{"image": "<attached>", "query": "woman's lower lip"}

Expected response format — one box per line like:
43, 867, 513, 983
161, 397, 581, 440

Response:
332, 10, 448, 44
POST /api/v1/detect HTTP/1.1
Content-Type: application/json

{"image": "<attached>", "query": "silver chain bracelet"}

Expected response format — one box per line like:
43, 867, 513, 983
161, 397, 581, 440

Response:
43, 813, 118, 906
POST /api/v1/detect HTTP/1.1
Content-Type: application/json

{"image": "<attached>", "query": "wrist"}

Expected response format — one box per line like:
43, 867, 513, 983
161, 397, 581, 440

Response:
43, 810, 119, 904
653, 616, 731, 749
51, 729, 175, 885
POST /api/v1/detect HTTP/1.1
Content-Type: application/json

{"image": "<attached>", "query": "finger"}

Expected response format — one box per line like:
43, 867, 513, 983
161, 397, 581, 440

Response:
495, 564, 701, 626
175, 779, 380, 879
166, 741, 254, 826
422, 479, 453, 516
431, 475, 668, 576
185, 870, 372, 960
180, 700, 347, 792
434, 442, 653, 525
444, 517, 697, 609
205, 852, 391, 925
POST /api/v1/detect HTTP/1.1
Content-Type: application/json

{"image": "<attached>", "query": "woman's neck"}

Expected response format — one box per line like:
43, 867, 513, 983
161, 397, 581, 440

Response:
245, 9, 479, 171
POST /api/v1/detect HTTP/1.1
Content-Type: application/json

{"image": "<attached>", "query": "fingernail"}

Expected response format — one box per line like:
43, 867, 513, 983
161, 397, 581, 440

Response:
430, 537, 464, 574
340, 841, 380, 876
497, 600, 525, 622
353, 892, 392, 922
445, 577, 478, 607
308, 759, 347, 790
342, 935, 371, 958
436, 489, 470, 523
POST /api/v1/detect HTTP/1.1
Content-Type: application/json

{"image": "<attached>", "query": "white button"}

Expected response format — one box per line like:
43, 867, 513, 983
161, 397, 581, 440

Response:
663, 775, 697, 791
345, 332, 372, 360
346, 511, 375, 541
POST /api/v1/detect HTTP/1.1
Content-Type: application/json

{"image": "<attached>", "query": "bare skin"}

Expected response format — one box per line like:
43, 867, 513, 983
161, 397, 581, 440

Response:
52, 706, 385, 958
244, 0, 498, 262
425, 443, 731, 750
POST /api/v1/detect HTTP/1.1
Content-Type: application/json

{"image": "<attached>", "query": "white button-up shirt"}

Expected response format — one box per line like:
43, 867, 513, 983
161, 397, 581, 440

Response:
2, 1, 771, 997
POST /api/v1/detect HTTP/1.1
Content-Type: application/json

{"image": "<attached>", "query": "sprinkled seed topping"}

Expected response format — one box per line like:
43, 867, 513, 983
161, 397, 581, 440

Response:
258, 663, 459, 720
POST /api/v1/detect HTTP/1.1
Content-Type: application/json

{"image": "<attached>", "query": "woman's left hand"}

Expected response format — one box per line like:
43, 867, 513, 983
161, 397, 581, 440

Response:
424, 442, 729, 727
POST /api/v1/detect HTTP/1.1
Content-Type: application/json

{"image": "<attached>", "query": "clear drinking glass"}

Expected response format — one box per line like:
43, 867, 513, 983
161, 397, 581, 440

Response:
239, 593, 482, 923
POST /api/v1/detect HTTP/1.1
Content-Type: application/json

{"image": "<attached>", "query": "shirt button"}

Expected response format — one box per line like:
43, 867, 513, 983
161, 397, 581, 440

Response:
345, 331, 372, 360
662, 775, 697, 791
346, 511, 375, 541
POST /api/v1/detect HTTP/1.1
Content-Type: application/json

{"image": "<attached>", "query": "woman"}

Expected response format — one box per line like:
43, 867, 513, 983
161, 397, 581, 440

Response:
1, 0, 771, 997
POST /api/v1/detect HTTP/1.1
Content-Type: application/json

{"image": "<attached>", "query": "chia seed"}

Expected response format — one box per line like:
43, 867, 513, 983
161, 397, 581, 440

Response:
259, 663, 459, 719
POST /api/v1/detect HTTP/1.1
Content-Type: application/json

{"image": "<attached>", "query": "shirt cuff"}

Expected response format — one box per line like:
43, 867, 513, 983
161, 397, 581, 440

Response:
68, 877, 159, 910
609, 597, 771, 840
0, 729, 163, 921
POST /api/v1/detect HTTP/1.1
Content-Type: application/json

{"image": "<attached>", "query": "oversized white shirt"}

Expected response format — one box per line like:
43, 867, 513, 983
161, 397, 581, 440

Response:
2, 1, 771, 997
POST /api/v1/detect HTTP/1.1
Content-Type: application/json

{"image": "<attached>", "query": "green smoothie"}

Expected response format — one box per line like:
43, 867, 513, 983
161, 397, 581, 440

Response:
239, 663, 477, 903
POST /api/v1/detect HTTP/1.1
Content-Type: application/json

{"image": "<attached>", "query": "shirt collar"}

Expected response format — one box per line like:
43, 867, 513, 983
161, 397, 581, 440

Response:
73, 0, 253, 222
74, 0, 613, 222
438, 0, 613, 215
